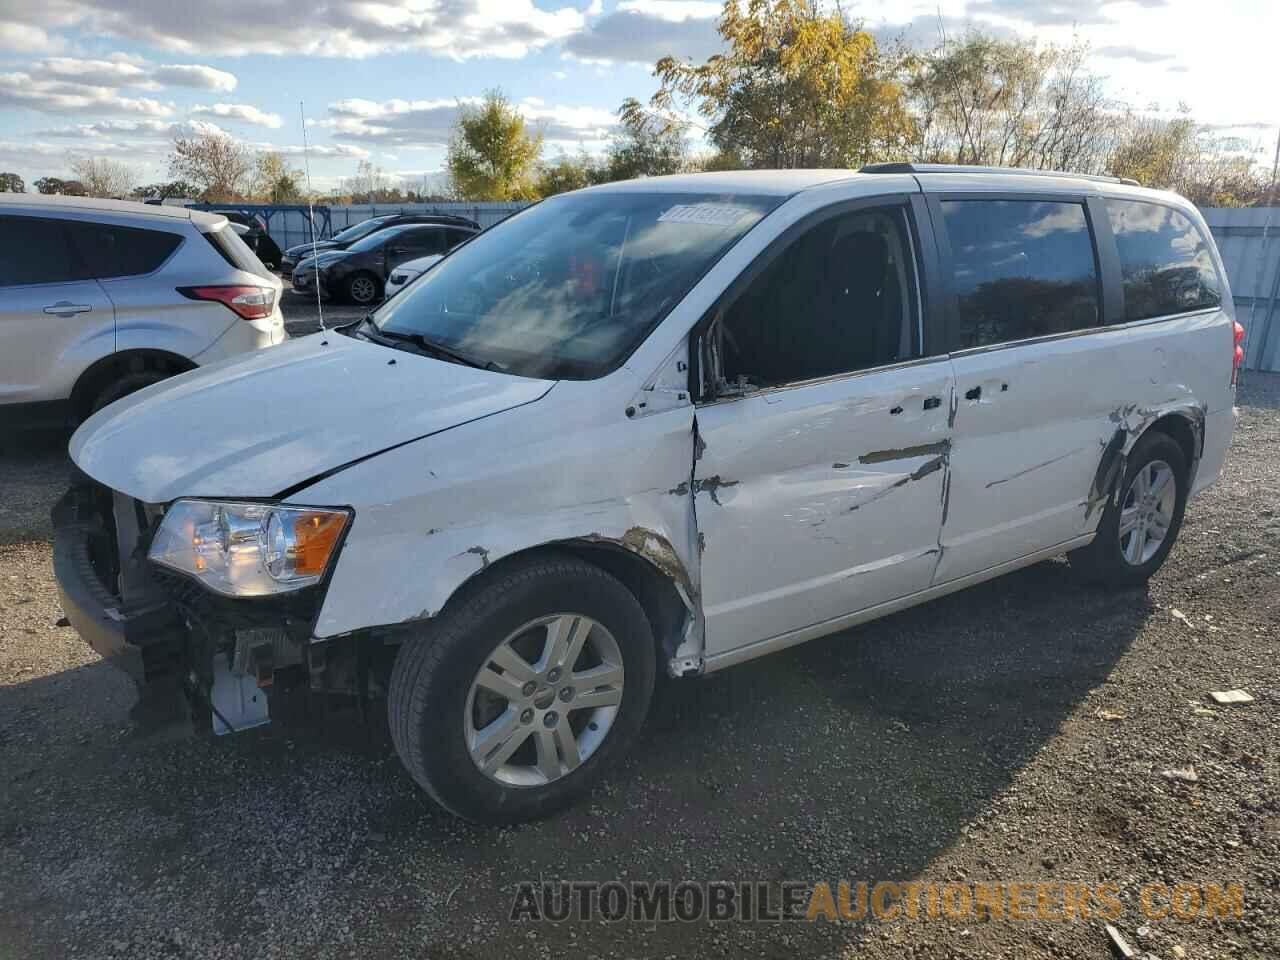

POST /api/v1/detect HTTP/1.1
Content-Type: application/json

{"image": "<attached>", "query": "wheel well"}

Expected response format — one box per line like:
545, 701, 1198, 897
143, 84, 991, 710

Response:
449, 541, 691, 662
71, 350, 196, 419
1143, 413, 1198, 472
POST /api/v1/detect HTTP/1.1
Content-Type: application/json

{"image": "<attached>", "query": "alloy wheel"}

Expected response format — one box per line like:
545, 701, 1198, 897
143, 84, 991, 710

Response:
1118, 459, 1177, 565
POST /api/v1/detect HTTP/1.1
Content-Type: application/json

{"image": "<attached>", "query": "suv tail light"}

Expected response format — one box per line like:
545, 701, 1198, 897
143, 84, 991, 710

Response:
178, 285, 276, 320
1232, 320, 1245, 385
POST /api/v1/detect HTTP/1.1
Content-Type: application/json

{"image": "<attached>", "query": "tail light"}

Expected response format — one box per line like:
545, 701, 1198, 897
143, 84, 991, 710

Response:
178, 285, 276, 320
1232, 320, 1245, 385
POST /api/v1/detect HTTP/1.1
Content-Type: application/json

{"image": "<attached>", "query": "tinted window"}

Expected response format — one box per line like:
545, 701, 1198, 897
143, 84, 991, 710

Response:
399, 227, 446, 256
942, 200, 1099, 348
0, 216, 85, 287
446, 227, 474, 249
203, 225, 274, 280
1105, 200, 1220, 321
350, 224, 414, 253
719, 206, 920, 387
331, 217, 390, 243
373, 192, 778, 380
67, 222, 182, 278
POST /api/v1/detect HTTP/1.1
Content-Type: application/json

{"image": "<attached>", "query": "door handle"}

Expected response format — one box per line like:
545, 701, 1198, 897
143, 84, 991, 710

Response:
964, 385, 982, 401
923, 396, 942, 411
44, 301, 92, 317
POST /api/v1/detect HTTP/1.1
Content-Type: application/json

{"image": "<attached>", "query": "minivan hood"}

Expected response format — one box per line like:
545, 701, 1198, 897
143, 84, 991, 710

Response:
70, 334, 554, 503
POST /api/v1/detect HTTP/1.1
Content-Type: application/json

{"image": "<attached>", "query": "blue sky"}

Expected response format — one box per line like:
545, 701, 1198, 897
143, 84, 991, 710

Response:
0, 0, 1275, 192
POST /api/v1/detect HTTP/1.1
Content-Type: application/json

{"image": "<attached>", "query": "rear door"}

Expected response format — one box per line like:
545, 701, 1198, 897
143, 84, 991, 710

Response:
0, 214, 114, 413
927, 191, 1114, 583
692, 196, 954, 658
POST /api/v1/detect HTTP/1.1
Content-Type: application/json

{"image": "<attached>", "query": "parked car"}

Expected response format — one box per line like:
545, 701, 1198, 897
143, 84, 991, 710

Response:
1, 194, 285, 429
292, 222, 477, 304
279, 213, 479, 274
222, 211, 283, 271
384, 253, 444, 298
55, 166, 1239, 823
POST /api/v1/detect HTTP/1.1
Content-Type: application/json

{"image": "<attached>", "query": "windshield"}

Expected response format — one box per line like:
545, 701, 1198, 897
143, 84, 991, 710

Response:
371, 191, 779, 379
349, 223, 412, 254
331, 217, 390, 244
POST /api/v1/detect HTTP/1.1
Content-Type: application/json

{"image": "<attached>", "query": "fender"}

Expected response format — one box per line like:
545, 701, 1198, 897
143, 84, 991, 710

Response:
295, 376, 701, 643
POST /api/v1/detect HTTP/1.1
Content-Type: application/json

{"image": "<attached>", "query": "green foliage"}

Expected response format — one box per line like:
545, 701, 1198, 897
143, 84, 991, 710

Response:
0, 172, 24, 193
536, 152, 603, 197
607, 100, 689, 180
34, 177, 85, 195
447, 90, 542, 200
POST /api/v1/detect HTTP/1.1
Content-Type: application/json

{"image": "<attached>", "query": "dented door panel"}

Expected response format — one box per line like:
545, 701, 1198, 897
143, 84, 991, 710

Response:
693, 359, 954, 657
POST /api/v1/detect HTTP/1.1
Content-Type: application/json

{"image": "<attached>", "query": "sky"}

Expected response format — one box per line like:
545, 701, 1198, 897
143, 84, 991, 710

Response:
0, 0, 1276, 194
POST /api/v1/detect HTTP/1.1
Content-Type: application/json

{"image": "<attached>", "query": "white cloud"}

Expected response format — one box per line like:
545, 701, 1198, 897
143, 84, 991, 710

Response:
616, 0, 722, 20
191, 102, 283, 128
152, 64, 238, 92
564, 2, 721, 65
29, 58, 151, 87
0, 71, 175, 116
0, 22, 64, 53
1, 0, 587, 59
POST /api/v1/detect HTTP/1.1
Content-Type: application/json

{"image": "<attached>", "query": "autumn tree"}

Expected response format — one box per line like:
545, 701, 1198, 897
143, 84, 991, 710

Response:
640, 0, 912, 169
608, 100, 690, 180
34, 177, 85, 195
0, 172, 24, 193
906, 32, 1120, 173
69, 156, 138, 198
536, 151, 603, 197
170, 132, 252, 201
251, 151, 303, 202
446, 90, 542, 200
131, 180, 200, 201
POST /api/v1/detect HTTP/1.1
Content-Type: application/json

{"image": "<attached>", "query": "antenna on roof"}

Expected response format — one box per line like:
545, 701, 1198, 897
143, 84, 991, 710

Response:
299, 100, 326, 338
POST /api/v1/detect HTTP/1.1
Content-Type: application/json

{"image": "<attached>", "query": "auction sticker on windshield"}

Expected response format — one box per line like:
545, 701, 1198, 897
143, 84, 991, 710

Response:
658, 203, 756, 226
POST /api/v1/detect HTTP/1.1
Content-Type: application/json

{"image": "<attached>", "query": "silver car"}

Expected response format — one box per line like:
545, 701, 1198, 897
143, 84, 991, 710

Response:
0, 194, 285, 427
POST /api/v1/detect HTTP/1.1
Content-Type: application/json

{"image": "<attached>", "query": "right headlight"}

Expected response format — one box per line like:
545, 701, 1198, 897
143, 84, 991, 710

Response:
148, 499, 351, 597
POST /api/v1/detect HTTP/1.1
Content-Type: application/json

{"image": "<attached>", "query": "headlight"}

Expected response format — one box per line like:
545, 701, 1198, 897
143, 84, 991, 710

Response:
148, 499, 351, 597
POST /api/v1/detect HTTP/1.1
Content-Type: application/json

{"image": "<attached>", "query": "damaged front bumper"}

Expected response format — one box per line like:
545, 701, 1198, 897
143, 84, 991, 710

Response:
51, 480, 349, 735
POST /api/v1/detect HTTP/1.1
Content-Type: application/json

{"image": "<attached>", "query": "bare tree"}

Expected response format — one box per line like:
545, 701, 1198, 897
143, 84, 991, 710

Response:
68, 156, 139, 198
169, 132, 253, 202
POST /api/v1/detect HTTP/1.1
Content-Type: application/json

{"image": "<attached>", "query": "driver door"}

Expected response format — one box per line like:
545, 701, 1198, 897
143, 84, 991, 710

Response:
692, 198, 953, 659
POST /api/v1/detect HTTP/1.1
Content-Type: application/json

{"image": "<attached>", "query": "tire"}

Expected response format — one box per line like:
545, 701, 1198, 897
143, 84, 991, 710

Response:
89, 370, 169, 415
388, 553, 656, 823
343, 272, 382, 305
1069, 430, 1189, 586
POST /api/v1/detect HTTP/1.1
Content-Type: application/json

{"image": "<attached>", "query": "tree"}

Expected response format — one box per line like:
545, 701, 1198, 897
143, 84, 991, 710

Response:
169, 132, 252, 202
131, 180, 200, 201
640, 0, 913, 169
609, 100, 689, 180
69, 156, 138, 198
906, 32, 1120, 173
251, 151, 303, 203
446, 90, 543, 200
34, 177, 85, 195
342, 160, 405, 203
536, 151, 603, 197
0, 172, 24, 193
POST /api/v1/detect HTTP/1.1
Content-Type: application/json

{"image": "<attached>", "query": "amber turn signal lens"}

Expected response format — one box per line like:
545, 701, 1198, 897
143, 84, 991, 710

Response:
292, 512, 348, 576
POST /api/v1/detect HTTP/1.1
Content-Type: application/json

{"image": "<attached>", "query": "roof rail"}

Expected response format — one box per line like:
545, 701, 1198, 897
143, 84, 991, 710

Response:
859, 162, 1140, 187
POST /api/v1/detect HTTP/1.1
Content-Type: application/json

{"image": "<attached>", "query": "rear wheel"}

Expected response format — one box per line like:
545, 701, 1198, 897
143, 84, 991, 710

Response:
1069, 430, 1188, 586
344, 272, 381, 305
388, 554, 655, 823
88, 370, 169, 415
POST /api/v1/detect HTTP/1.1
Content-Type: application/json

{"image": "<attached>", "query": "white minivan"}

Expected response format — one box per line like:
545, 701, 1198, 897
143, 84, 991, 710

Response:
55, 166, 1239, 822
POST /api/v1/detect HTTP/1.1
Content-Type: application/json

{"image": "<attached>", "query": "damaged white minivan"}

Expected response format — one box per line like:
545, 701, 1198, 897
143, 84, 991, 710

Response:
55, 165, 1240, 822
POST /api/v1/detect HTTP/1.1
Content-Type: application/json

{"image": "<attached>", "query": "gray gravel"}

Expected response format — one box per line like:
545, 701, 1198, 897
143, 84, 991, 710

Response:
1, 356, 1277, 958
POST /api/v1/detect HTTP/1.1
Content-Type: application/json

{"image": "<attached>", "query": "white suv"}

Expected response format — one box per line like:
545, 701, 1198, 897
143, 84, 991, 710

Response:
0, 194, 285, 427
55, 166, 1238, 822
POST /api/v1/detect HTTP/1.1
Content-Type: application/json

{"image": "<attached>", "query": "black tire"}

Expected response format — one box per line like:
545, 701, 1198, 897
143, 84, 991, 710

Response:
1069, 430, 1189, 586
388, 554, 656, 823
343, 272, 382, 305
89, 370, 169, 415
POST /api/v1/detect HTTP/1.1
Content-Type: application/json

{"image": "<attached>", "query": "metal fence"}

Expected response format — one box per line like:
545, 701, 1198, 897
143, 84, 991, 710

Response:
1203, 207, 1280, 373
192, 202, 529, 252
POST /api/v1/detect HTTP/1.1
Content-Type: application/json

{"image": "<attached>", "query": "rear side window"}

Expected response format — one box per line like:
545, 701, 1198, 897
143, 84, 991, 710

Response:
203, 224, 274, 280
0, 215, 85, 287
941, 200, 1099, 349
1105, 200, 1221, 321
445, 228, 474, 248
66, 222, 182, 279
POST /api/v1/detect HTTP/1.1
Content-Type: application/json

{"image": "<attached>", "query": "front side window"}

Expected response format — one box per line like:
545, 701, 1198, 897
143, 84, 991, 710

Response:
0, 216, 83, 287
715, 205, 921, 389
942, 199, 1099, 349
1105, 200, 1220, 321
372, 192, 779, 380
332, 217, 389, 243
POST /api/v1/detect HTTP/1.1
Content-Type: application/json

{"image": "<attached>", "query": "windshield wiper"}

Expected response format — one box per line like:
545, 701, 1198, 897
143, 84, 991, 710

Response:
378, 328, 503, 371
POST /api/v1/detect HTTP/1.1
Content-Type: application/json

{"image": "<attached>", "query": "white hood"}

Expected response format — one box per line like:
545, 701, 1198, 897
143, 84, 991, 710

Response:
70, 333, 554, 503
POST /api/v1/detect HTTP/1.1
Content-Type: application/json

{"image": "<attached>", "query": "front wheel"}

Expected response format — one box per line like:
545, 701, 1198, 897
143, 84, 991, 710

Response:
1069, 430, 1189, 586
388, 554, 656, 823
343, 272, 381, 305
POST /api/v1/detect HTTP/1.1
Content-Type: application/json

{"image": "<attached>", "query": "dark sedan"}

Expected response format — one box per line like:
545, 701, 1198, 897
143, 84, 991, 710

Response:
279, 213, 478, 274
291, 222, 478, 304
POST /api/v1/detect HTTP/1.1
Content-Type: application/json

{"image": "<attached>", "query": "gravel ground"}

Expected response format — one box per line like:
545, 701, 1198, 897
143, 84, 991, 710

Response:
1, 352, 1277, 959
